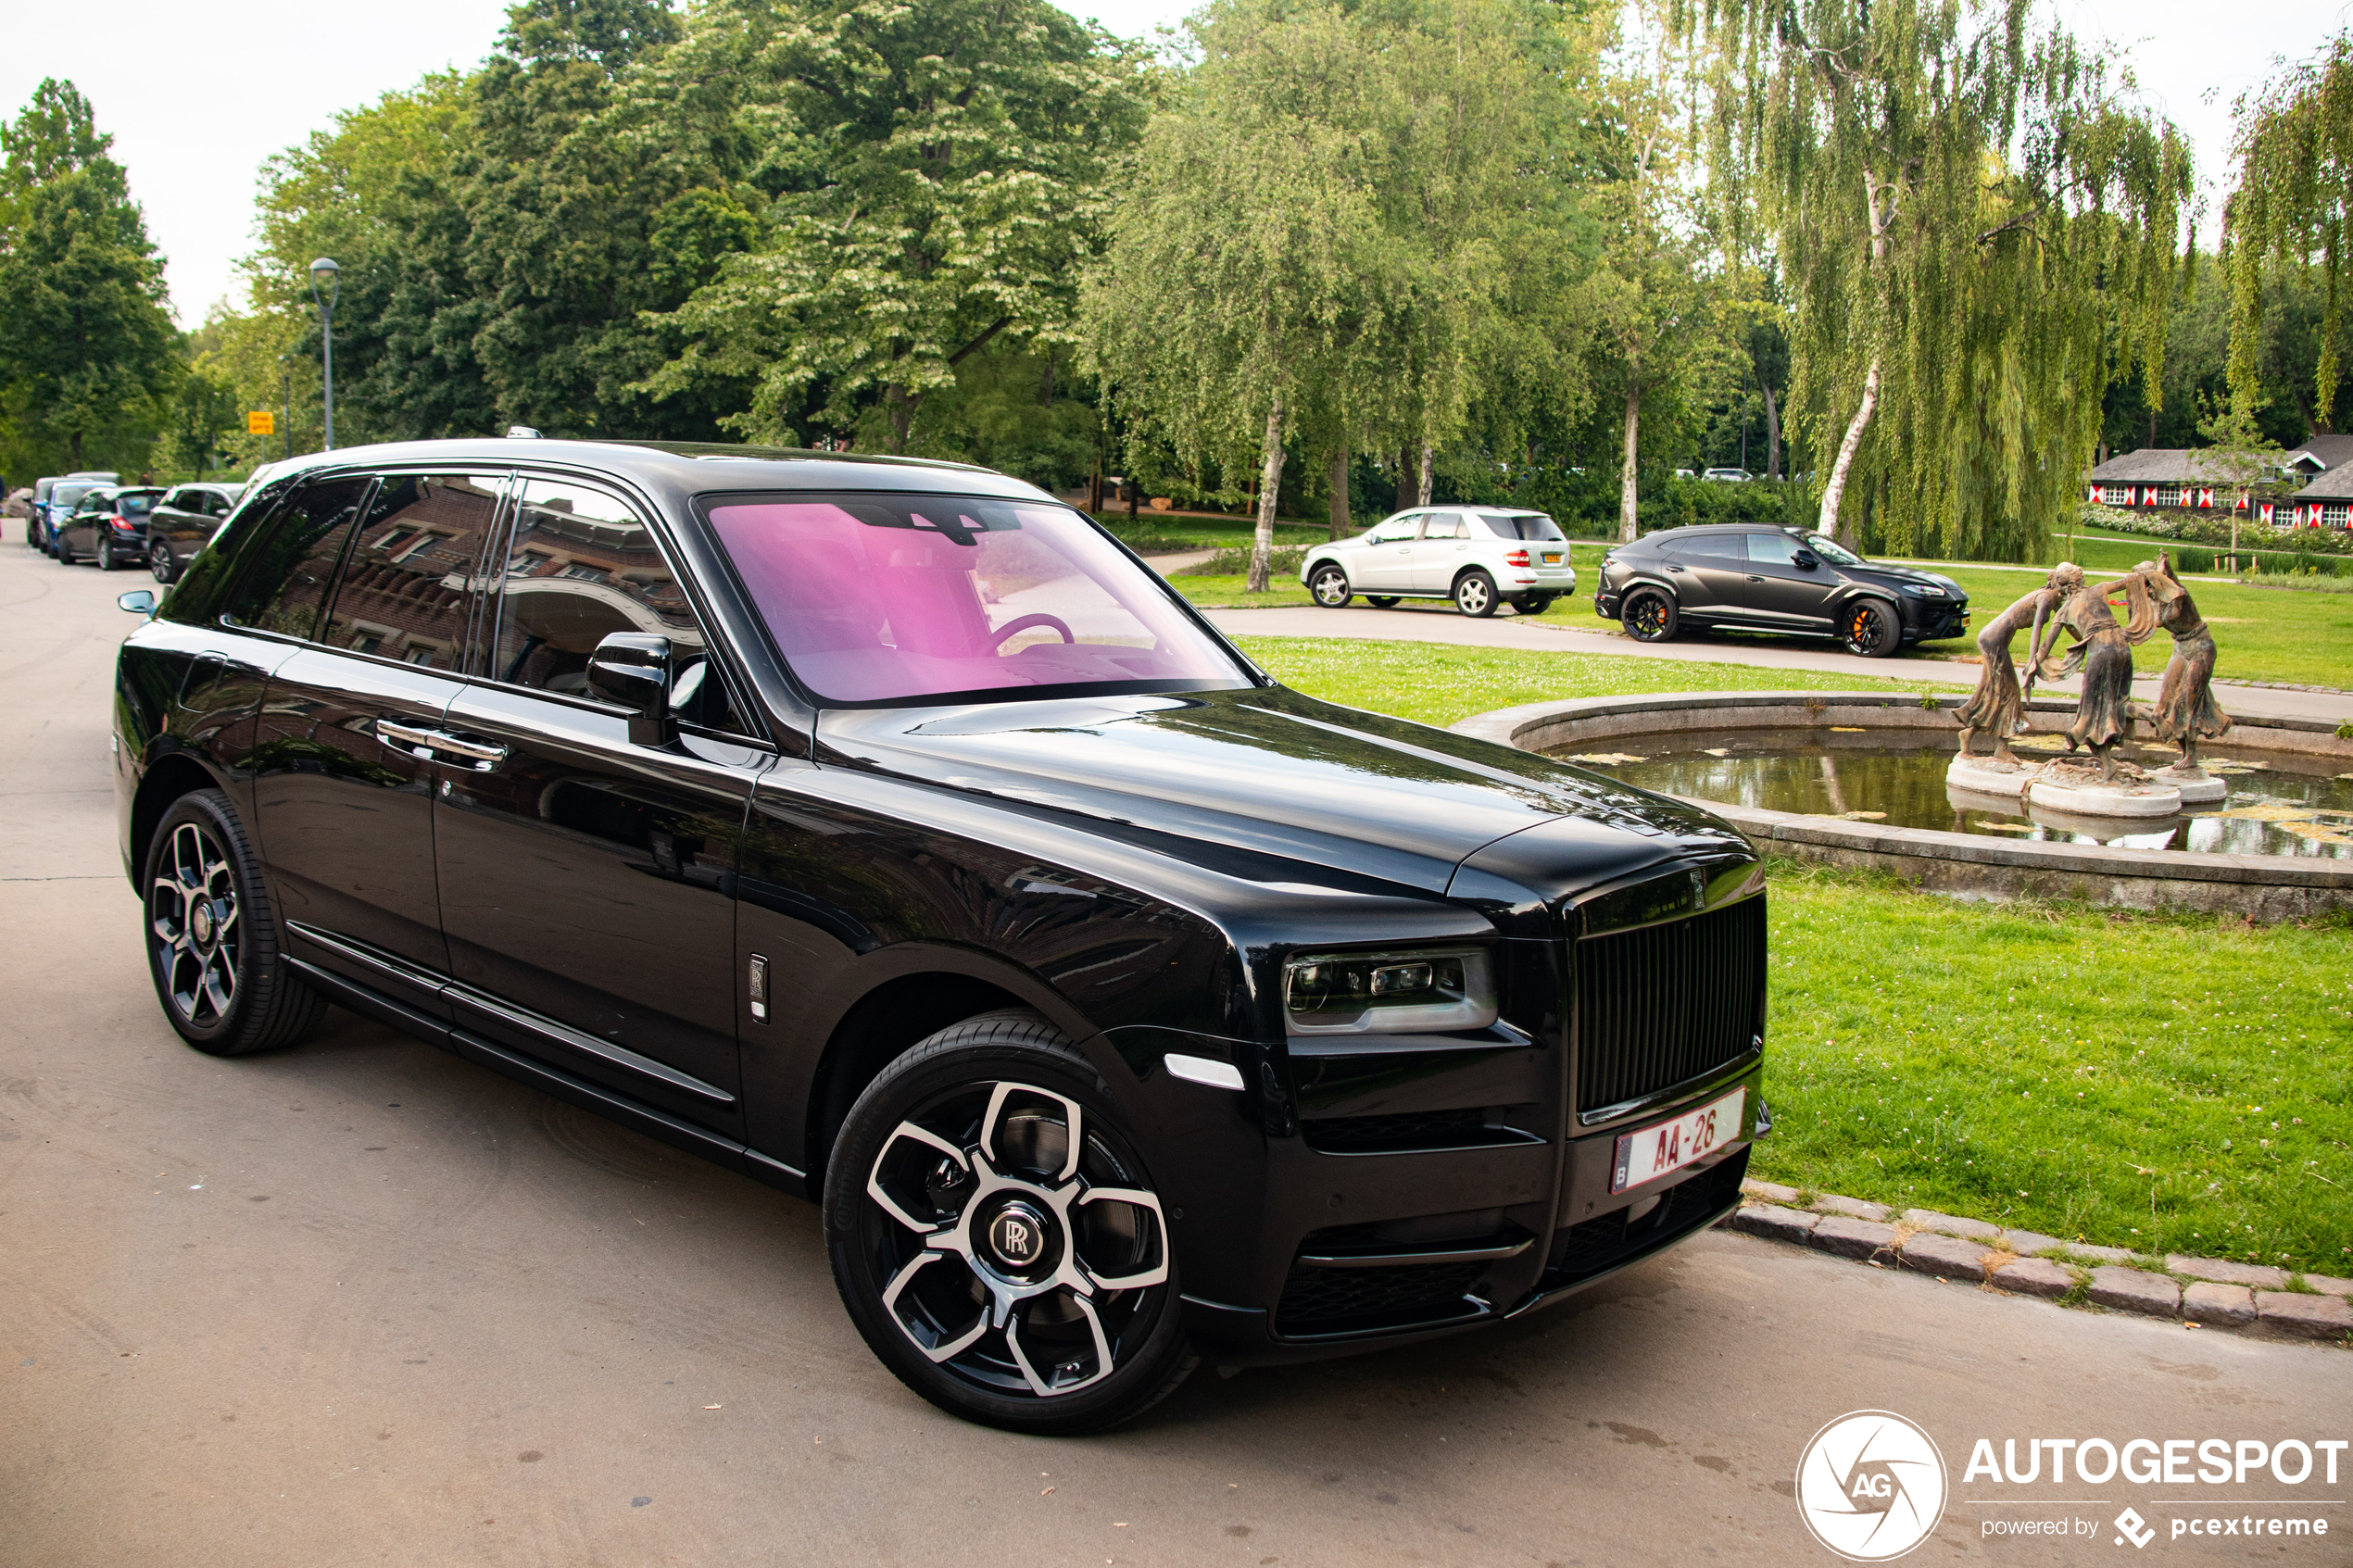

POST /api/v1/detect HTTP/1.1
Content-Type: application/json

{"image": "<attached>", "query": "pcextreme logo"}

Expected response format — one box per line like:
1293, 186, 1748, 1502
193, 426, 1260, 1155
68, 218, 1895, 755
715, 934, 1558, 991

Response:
1795, 1410, 1950, 1562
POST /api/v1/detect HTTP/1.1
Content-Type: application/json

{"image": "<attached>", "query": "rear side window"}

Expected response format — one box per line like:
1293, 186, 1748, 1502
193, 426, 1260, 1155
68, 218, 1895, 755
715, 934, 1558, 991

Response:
1481, 513, 1566, 541
1420, 513, 1466, 539
318, 474, 505, 668
1743, 533, 1802, 565
222, 479, 374, 641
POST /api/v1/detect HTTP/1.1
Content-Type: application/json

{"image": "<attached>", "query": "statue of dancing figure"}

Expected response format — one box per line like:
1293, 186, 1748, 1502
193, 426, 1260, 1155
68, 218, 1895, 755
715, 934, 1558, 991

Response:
2114, 553, 2232, 772
1954, 583, 2062, 766
2026, 561, 2136, 782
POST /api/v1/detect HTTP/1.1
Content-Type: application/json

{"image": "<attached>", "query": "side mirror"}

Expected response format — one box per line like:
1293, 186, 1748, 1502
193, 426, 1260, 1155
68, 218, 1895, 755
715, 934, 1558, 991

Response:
1793, 552, 1818, 570
587, 633, 674, 747
116, 589, 157, 618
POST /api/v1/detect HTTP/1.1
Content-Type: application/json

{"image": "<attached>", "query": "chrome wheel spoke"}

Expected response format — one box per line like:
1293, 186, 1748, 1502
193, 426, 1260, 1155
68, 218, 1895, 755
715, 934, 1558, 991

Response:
880, 1250, 988, 1364
866, 1120, 969, 1236
1004, 1292, 1114, 1398
979, 1081, 1083, 1183
1076, 1185, 1170, 1292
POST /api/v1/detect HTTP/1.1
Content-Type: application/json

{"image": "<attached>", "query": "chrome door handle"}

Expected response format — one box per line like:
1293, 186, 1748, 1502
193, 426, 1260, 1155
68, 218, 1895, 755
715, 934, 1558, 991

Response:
375, 719, 442, 757
431, 734, 510, 771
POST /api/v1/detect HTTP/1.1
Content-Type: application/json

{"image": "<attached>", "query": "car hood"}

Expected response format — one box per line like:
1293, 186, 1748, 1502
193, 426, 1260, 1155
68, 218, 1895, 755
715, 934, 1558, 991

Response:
814, 685, 1740, 898
1856, 561, 1965, 598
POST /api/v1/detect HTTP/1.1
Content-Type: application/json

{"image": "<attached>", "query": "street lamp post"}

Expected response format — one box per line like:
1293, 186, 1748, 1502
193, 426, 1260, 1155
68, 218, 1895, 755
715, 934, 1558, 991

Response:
308, 257, 341, 451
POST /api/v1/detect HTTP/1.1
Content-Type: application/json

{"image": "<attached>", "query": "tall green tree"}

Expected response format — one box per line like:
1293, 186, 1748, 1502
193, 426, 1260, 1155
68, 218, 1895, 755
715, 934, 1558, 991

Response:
0, 80, 179, 474
1675, 0, 2189, 559
638, 0, 1147, 452
2223, 31, 2353, 433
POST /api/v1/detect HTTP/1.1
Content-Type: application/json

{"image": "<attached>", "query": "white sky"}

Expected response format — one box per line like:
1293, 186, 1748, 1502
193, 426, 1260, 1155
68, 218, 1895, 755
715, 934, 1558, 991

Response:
1, 0, 2343, 327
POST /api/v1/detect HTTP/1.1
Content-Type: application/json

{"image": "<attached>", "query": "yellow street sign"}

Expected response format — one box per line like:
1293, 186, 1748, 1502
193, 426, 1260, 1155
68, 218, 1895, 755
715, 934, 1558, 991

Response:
247, 410, 276, 435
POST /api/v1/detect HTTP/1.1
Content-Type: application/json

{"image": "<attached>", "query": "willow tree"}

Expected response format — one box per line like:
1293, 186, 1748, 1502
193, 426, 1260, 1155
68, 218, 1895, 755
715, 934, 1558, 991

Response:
1675, 0, 2189, 559
2224, 31, 2353, 431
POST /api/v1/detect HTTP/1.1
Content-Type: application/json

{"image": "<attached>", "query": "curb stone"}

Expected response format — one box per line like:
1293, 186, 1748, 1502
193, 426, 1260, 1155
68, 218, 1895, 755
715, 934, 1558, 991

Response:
2257, 1292, 2353, 1340
2183, 1283, 2257, 1327
1730, 1180, 2352, 1343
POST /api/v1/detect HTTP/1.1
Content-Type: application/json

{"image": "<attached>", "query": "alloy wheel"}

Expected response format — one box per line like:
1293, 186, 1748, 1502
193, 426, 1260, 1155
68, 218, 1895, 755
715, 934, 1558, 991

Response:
149, 820, 241, 1029
1627, 593, 1672, 640
1843, 601, 1894, 657
1453, 573, 1493, 616
1310, 566, 1351, 608
856, 1078, 1169, 1399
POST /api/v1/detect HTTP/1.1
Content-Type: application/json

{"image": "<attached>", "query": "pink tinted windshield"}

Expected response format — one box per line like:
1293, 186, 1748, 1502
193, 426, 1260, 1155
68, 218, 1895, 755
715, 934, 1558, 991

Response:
705, 495, 1247, 704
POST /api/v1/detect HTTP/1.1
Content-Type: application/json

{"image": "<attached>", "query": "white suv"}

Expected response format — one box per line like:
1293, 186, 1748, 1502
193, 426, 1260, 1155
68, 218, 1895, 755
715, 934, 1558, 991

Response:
1298, 508, 1578, 617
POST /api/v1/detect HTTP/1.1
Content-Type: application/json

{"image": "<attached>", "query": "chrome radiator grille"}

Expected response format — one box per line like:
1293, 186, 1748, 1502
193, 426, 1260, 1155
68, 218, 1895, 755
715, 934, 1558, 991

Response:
1574, 895, 1766, 1114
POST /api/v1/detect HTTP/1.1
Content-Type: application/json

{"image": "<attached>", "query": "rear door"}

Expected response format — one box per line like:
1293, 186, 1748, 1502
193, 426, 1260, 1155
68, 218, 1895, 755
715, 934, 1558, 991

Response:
1409, 512, 1470, 590
1674, 533, 1757, 621
249, 472, 508, 1015
432, 476, 767, 1131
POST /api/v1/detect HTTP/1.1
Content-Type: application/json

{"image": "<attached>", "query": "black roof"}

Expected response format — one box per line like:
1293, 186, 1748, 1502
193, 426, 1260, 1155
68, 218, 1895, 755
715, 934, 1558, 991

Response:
249, 437, 1045, 515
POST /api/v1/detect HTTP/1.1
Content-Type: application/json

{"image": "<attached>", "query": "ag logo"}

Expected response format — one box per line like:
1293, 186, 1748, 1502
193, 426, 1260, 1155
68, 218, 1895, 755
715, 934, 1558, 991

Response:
1795, 1410, 1947, 1561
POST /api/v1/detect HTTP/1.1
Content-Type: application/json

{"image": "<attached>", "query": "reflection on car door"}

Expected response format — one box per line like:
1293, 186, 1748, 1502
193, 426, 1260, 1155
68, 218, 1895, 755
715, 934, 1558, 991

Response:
1675, 533, 1755, 621
1740, 532, 1835, 630
1353, 514, 1422, 591
251, 474, 505, 1017
1409, 513, 1470, 591
433, 477, 763, 1131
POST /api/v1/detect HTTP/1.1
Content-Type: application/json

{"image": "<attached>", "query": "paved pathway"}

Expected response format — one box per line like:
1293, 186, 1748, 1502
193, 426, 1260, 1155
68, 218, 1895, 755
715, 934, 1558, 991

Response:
1199, 602, 2353, 725
5, 541, 2347, 1566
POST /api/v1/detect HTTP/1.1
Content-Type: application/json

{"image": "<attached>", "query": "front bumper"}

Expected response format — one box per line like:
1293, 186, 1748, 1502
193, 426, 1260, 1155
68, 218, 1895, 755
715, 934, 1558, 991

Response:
1905, 599, 1969, 641
1176, 1059, 1765, 1365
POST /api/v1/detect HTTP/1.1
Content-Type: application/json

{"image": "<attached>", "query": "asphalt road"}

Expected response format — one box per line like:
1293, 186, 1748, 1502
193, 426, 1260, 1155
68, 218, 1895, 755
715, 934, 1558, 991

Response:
4, 538, 2347, 1567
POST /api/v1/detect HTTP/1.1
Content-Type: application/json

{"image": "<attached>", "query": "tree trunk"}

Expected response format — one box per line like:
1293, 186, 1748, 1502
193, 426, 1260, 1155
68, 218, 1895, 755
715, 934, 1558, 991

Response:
1617, 380, 1642, 543
1760, 380, 1782, 481
1039, 346, 1054, 407
1327, 446, 1350, 539
1248, 398, 1285, 593
884, 385, 916, 454
1416, 440, 1434, 508
1088, 458, 1102, 516
1818, 355, 1881, 546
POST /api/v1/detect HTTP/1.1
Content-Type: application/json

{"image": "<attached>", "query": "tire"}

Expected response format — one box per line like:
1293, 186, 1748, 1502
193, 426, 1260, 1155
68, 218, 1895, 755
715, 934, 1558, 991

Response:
97, 537, 117, 571
1622, 588, 1679, 642
150, 544, 176, 583
1307, 563, 1353, 608
825, 1010, 1196, 1436
55, 532, 75, 565
1453, 570, 1499, 618
142, 789, 325, 1058
1840, 598, 1902, 658
1365, 596, 1401, 608
1516, 593, 1555, 615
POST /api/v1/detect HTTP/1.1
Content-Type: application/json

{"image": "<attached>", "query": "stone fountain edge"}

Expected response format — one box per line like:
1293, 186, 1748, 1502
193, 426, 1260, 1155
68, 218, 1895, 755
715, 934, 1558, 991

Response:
1449, 690, 2353, 922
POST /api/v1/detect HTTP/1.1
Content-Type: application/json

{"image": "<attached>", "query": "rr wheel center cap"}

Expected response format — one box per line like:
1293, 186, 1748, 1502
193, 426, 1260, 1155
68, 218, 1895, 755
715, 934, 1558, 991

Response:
191, 901, 215, 946
984, 1199, 1054, 1271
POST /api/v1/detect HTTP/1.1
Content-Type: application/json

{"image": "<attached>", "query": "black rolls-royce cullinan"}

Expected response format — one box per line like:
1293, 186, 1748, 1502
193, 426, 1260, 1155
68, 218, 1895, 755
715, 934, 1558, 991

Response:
113, 439, 1768, 1434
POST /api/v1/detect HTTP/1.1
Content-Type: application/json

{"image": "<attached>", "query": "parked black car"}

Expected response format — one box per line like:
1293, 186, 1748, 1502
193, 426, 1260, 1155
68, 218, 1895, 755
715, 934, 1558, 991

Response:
114, 440, 1768, 1433
145, 482, 245, 582
57, 485, 167, 569
1592, 524, 1968, 657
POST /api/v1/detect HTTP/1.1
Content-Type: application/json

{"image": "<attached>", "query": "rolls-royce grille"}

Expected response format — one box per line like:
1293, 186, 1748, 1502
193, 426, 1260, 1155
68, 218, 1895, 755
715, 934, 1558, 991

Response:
1575, 895, 1765, 1114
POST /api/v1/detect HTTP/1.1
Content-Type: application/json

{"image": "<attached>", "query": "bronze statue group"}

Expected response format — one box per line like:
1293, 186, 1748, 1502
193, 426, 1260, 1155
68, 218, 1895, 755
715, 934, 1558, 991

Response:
1954, 551, 2229, 784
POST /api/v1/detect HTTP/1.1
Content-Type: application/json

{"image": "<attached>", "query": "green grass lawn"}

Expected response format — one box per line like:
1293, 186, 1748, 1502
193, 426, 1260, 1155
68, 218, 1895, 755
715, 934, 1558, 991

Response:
1245, 633, 2353, 1275
1231, 634, 1943, 727
1755, 861, 2352, 1276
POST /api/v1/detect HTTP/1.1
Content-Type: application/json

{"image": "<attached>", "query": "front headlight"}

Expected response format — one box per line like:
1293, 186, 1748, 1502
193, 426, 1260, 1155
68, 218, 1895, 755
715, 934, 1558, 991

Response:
1284, 948, 1498, 1035
1902, 583, 1946, 598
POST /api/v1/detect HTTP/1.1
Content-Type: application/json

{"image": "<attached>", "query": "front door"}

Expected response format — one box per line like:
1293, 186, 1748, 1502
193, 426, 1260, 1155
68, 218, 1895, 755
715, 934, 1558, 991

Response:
1739, 532, 1836, 631
1353, 513, 1423, 591
250, 472, 507, 1015
433, 477, 763, 1131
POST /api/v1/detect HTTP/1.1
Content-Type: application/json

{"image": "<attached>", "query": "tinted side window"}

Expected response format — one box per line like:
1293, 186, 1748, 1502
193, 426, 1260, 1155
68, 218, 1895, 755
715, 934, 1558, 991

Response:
1743, 533, 1801, 566
317, 474, 506, 669
492, 479, 748, 734
222, 479, 374, 641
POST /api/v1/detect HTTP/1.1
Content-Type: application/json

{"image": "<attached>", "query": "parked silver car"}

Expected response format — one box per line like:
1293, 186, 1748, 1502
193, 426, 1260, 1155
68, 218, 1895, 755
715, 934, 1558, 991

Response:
1299, 508, 1577, 617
